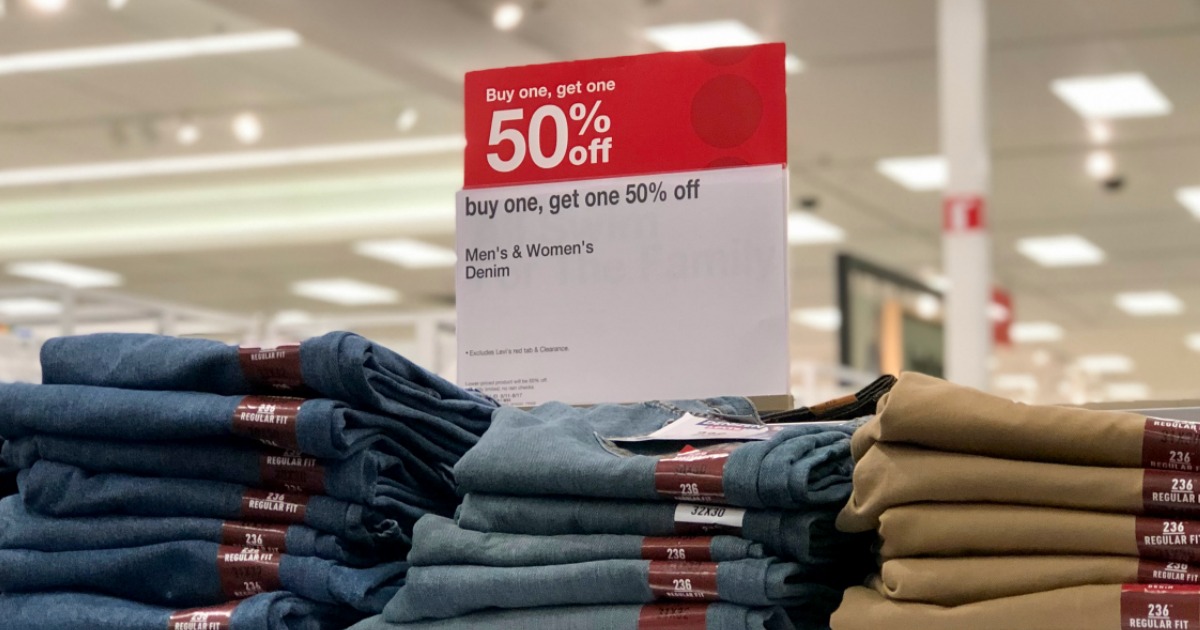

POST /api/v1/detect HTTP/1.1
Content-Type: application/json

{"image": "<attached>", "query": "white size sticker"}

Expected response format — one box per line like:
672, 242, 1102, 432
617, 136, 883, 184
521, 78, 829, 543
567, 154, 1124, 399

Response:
674, 503, 745, 530
613, 413, 849, 443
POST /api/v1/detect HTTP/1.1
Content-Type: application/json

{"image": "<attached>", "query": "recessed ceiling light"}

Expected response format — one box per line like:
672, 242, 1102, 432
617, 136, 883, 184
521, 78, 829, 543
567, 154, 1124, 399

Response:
787, 212, 844, 245
1016, 234, 1105, 267
1115, 291, 1184, 316
876, 155, 947, 191
354, 239, 456, 269
0, 30, 300, 76
175, 123, 200, 146
27, 0, 68, 14
107, 0, 128, 9
1105, 382, 1150, 401
784, 54, 804, 74
791, 307, 841, 331
0, 297, 63, 318
395, 107, 419, 133
1010, 321, 1064, 343
1175, 187, 1200, 219
291, 278, 400, 306
914, 294, 941, 320
0, 135, 465, 188
1086, 120, 1112, 144
1085, 149, 1115, 180
645, 19, 763, 51
1186, 333, 1200, 352
492, 2, 523, 31
231, 112, 262, 145
5, 260, 122, 288
1076, 353, 1134, 375
1051, 73, 1172, 119
994, 373, 1038, 391
271, 309, 313, 326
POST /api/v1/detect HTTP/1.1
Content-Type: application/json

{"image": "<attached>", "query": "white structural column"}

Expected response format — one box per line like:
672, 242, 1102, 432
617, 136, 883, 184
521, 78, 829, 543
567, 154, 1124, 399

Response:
939, 0, 992, 388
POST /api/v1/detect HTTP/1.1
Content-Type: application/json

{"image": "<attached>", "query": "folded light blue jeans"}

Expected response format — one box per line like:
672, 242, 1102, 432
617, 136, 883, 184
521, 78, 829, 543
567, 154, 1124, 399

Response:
0, 540, 407, 613
456, 494, 856, 566
409, 514, 764, 566
453, 399, 855, 509
39, 331, 496, 436
382, 557, 836, 622
350, 603, 798, 630
21, 460, 405, 547
0, 591, 356, 630
0, 495, 371, 566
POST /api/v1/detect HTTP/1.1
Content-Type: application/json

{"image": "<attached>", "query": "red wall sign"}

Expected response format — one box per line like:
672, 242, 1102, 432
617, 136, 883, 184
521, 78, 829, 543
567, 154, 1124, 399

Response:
463, 44, 787, 188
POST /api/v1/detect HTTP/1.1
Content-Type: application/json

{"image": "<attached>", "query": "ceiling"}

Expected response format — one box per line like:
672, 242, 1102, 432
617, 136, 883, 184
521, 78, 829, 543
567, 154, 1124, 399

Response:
1, 0, 1199, 401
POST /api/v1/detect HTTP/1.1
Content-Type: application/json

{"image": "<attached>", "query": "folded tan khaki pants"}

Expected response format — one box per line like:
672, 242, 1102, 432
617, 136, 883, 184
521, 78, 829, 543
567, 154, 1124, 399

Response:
851, 372, 1194, 472
837, 443, 1200, 532
877, 503, 1200, 561
832, 584, 1200, 630
876, 556, 1200, 607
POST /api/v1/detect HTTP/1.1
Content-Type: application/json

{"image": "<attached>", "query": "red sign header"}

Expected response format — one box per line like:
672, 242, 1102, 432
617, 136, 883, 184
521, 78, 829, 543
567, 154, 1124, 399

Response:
463, 44, 787, 188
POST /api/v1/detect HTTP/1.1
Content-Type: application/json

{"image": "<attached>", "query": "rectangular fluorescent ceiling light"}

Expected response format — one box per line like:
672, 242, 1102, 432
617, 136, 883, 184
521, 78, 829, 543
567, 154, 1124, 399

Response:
354, 239, 456, 269
1105, 382, 1151, 401
1175, 187, 1200, 219
787, 212, 844, 245
6, 260, 121, 288
0, 297, 63, 318
0, 136, 465, 188
1016, 234, 1105, 267
1076, 353, 1134, 375
1115, 291, 1184, 316
791, 307, 841, 331
291, 278, 399, 306
876, 155, 947, 191
0, 30, 300, 76
1051, 73, 1172, 119
1010, 321, 1064, 343
993, 373, 1038, 391
643, 20, 803, 73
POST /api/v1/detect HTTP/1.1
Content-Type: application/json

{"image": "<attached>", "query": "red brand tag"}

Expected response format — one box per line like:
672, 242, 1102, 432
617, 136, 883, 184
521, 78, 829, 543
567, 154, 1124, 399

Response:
1139, 560, 1200, 585
1121, 584, 1200, 630
239, 489, 308, 525
220, 521, 290, 553
215, 546, 282, 599
168, 601, 238, 630
1135, 517, 1200, 561
641, 537, 714, 562
636, 603, 711, 629
231, 397, 304, 450
1144, 418, 1200, 473
647, 561, 720, 601
259, 451, 326, 495
238, 345, 307, 394
1144, 471, 1200, 517
654, 444, 739, 503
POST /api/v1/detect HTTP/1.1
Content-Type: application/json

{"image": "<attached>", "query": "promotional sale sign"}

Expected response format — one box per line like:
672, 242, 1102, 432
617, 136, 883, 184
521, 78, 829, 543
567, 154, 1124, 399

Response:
456, 44, 790, 406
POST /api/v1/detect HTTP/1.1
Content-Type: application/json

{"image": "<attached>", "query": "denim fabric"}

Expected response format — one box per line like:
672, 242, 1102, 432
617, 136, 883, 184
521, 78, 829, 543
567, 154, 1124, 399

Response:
456, 494, 856, 566
408, 514, 764, 567
453, 399, 856, 509
3, 434, 454, 511
350, 603, 798, 630
382, 558, 836, 622
0, 382, 470, 461
39, 332, 496, 435
0, 495, 371, 566
0, 540, 406, 612
21, 461, 406, 547
0, 591, 355, 630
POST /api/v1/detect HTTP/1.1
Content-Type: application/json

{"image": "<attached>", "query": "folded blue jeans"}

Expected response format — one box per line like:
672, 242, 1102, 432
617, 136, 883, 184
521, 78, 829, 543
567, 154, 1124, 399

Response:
0, 540, 406, 613
409, 514, 765, 566
39, 331, 496, 435
4, 434, 455, 512
21, 460, 405, 547
0, 381, 474, 461
0, 591, 356, 630
382, 557, 835, 622
351, 603, 798, 630
0, 495, 371, 566
453, 399, 855, 509
456, 493, 857, 566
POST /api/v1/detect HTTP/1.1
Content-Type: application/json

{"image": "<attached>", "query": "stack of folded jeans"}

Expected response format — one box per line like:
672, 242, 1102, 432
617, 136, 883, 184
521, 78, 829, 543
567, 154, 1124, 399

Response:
0, 331, 498, 629
353, 396, 875, 629
832, 372, 1200, 629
